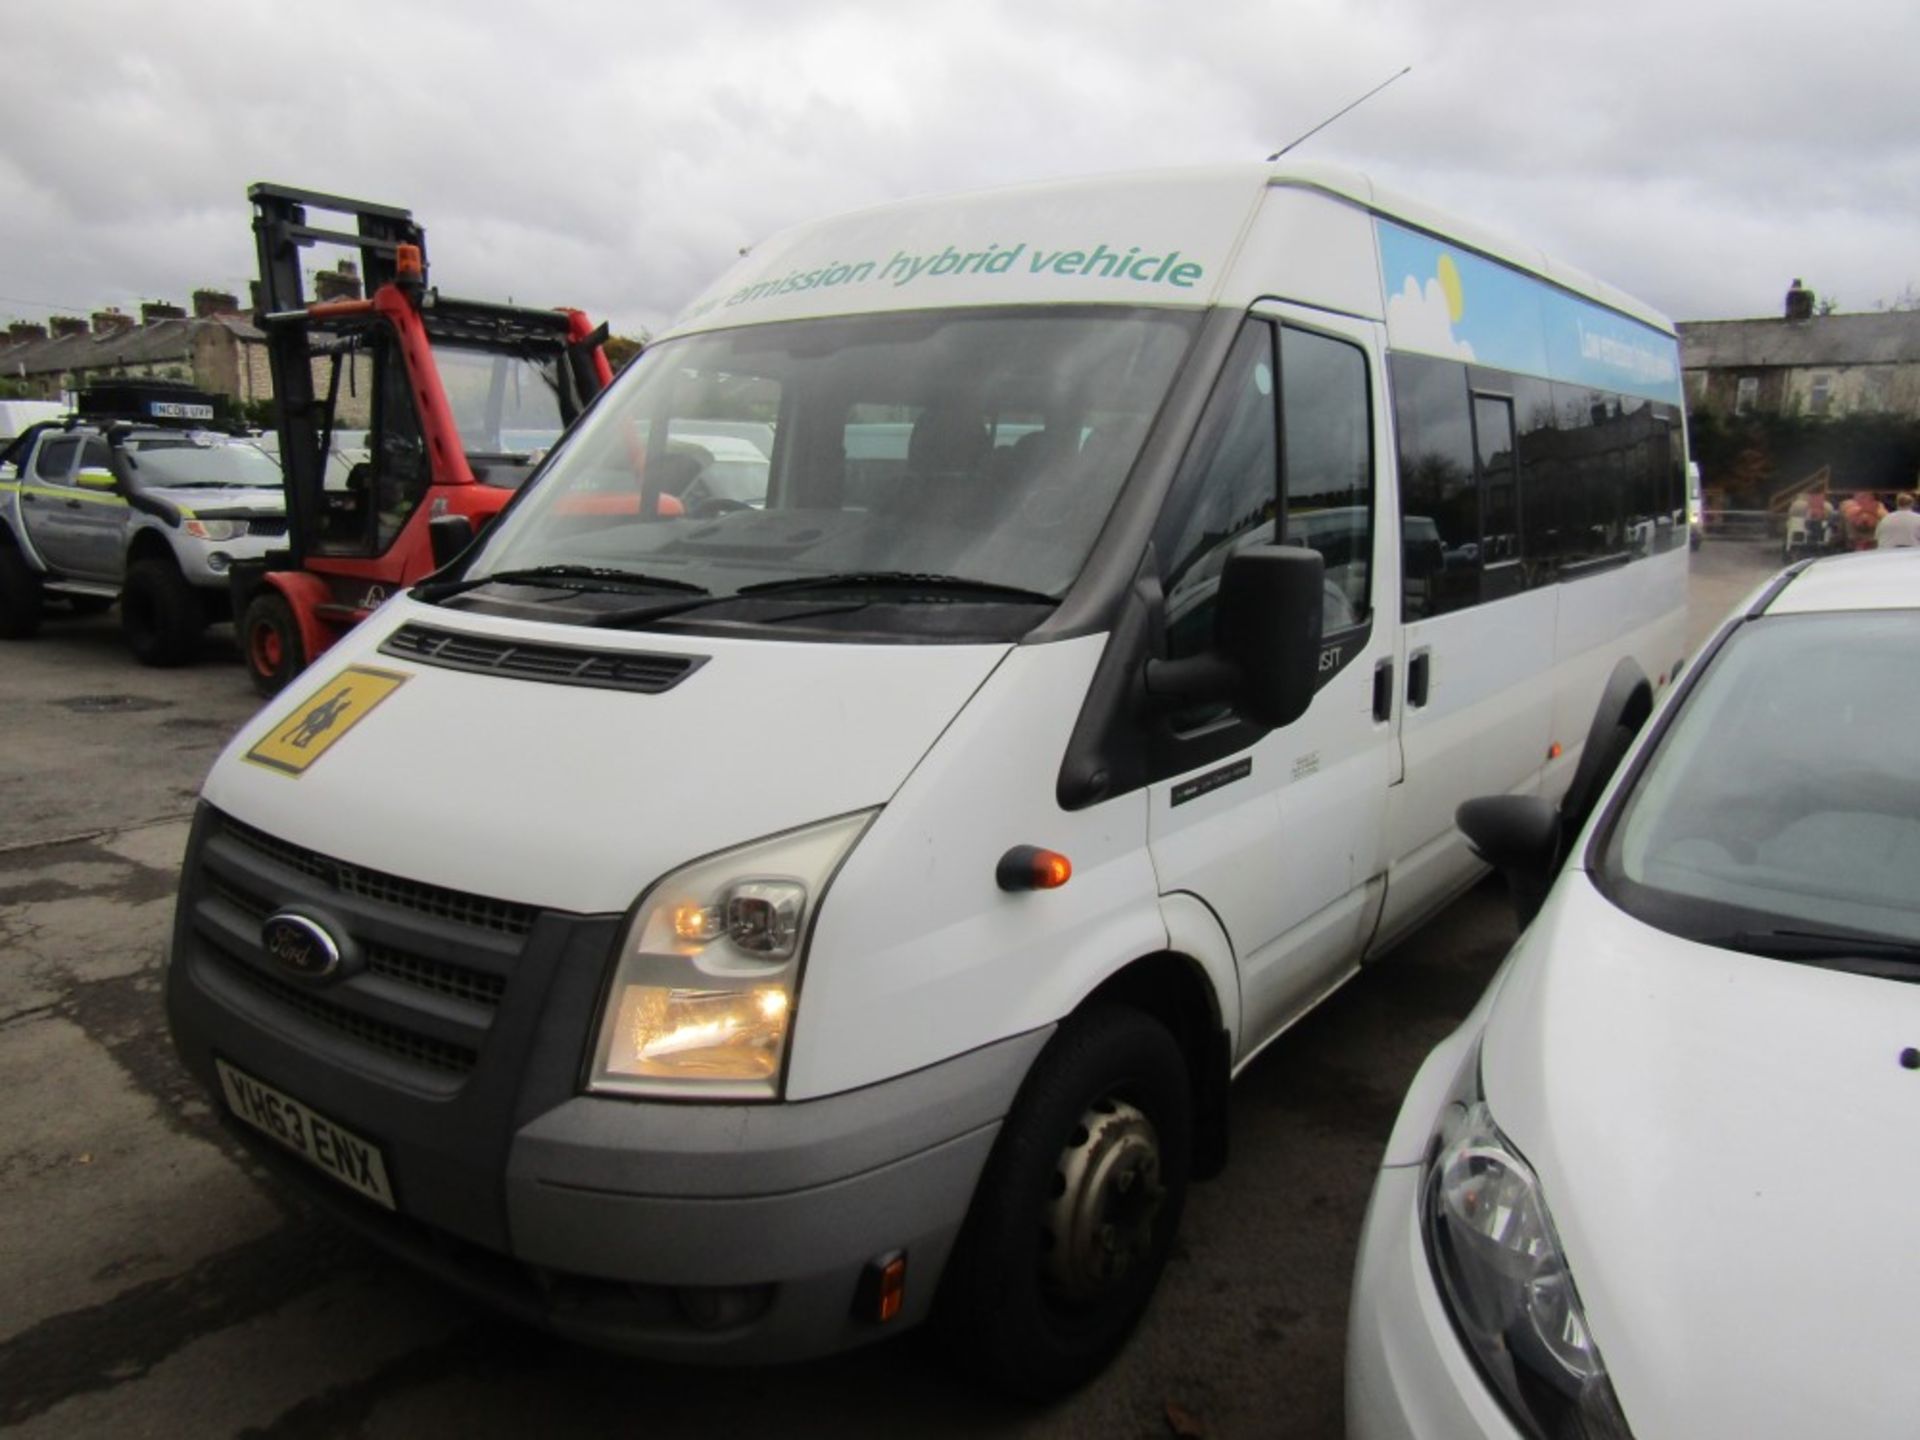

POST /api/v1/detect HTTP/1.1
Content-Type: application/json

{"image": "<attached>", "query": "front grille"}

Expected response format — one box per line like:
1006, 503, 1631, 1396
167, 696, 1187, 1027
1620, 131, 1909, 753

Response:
192, 809, 537, 1087
206, 940, 479, 1075
380, 623, 705, 695
246, 516, 289, 537
219, 813, 534, 936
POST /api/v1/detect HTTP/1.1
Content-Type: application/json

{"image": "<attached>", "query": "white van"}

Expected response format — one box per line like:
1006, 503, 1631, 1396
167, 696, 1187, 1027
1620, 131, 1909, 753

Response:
165, 162, 1692, 1395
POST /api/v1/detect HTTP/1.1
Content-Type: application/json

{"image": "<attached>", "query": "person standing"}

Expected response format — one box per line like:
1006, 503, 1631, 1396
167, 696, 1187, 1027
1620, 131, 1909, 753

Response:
1875, 493, 1920, 548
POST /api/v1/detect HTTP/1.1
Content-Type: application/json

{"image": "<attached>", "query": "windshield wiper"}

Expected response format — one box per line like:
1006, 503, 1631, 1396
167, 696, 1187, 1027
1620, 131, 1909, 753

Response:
412, 564, 709, 603
1715, 927, 1920, 970
735, 572, 1058, 605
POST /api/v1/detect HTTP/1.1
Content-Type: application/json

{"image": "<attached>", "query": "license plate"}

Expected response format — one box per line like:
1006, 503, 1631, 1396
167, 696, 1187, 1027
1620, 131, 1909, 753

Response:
216, 1059, 396, 1210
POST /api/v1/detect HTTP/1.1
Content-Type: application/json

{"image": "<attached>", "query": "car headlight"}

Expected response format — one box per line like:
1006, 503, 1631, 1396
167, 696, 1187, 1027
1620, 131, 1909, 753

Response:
184, 518, 246, 541
587, 810, 875, 1100
1424, 1085, 1633, 1439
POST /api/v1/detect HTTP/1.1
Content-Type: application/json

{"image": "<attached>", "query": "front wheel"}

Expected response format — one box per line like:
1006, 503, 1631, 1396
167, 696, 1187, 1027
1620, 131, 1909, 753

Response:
935, 1005, 1192, 1400
0, 539, 43, 639
241, 590, 306, 697
121, 558, 205, 666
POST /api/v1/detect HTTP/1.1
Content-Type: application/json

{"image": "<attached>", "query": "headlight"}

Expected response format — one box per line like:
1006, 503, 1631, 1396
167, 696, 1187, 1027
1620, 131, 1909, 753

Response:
1424, 1093, 1633, 1439
184, 518, 246, 541
587, 810, 875, 1100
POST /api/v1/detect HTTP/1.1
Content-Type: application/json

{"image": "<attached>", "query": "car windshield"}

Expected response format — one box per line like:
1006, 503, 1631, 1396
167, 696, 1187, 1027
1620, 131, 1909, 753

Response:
1600, 610, 1920, 950
432, 345, 568, 457
123, 435, 284, 489
462, 307, 1199, 608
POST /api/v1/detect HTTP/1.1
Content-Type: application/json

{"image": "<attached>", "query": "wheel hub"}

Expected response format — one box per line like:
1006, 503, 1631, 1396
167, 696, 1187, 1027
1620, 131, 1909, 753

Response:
1040, 1098, 1166, 1304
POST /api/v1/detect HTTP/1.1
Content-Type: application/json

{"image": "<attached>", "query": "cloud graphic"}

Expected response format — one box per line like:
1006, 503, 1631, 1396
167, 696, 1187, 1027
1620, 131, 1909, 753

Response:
1386, 274, 1475, 360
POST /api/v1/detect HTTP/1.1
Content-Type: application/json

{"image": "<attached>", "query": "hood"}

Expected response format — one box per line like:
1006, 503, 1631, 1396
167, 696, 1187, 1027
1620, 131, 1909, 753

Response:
1482, 873, 1920, 1439
145, 484, 285, 515
204, 597, 1010, 914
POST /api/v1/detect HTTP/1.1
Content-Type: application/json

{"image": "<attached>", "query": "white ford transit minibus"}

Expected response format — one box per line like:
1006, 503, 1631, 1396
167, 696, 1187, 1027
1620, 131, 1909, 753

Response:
166, 162, 1691, 1396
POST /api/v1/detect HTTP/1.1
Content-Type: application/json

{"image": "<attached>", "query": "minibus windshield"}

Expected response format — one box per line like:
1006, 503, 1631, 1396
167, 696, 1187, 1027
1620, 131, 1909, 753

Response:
1600, 611, 1920, 954
460, 308, 1200, 618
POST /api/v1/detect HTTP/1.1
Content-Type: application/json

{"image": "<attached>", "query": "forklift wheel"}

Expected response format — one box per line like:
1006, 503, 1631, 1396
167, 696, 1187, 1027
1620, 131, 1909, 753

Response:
0, 539, 43, 639
243, 591, 306, 697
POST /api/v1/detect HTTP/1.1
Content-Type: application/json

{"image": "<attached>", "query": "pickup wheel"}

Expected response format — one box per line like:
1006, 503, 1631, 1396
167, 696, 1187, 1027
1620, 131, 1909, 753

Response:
241, 591, 305, 697
935, 1005, 1191, 1400
0, 539, 43, 639
121, 558, 204, 667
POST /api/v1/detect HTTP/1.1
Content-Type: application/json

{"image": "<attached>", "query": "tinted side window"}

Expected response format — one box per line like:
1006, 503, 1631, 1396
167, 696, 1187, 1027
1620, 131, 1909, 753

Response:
1473, 395, 1522, 601
1513, 376, 1560, 580
1282, 326, 1372, 628
79, 437, 114, 472
1160, 321, 1279, 666
1391, 353, 1477, 619
35, 436, 81, 483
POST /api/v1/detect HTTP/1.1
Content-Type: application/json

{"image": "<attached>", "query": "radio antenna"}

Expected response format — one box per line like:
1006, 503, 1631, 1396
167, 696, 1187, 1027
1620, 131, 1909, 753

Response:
1267, 65, 1412, 161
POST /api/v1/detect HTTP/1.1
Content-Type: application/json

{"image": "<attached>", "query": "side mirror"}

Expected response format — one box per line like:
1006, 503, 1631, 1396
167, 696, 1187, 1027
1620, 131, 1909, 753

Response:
428, 514, 474, 570
1147, 545, 1325, 730
1457, 794, 1560, 929
76, 467, 117, 492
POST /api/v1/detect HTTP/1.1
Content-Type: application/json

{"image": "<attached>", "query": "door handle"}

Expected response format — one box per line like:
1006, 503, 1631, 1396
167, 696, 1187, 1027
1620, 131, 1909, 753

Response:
1372, 658, 1393, 723
1407, 649, 1431, 709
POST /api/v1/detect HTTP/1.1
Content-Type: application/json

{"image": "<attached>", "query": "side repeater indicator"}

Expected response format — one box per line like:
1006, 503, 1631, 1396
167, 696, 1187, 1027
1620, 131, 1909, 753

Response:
997, 846, 1073, 892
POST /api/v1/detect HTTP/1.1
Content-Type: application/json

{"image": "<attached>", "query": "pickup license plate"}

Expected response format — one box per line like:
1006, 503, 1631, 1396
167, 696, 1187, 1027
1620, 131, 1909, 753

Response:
216, 1059, 396, 1210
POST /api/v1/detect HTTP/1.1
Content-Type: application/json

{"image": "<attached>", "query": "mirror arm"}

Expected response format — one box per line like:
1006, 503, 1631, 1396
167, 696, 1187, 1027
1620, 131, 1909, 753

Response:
1143, 653, 1239, 705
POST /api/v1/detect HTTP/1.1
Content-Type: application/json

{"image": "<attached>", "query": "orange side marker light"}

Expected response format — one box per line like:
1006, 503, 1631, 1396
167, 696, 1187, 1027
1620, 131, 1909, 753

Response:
996, 845, 1073, 892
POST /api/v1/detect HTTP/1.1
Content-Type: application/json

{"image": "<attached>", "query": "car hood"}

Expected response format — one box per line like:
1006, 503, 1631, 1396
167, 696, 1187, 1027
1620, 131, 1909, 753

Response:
143, 483, 285, 514
1482, 872, 1920, 1439
204, 596, 1011, 914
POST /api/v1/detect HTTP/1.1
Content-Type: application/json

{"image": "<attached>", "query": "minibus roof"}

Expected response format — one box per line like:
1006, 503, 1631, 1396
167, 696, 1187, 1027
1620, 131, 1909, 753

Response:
659, 161, 1673, 341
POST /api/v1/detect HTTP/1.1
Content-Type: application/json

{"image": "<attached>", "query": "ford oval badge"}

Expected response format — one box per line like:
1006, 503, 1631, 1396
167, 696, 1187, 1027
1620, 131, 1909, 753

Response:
261, 912, 343, 980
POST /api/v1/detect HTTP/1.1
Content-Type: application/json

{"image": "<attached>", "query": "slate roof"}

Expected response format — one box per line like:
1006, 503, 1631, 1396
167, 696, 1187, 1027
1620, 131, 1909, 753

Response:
1680, 312, 1920, 371
0, 315, 263, 378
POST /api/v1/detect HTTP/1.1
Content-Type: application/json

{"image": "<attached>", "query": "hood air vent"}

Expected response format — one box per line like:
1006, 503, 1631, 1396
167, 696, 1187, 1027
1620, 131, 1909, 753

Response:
380, 623, 706, 694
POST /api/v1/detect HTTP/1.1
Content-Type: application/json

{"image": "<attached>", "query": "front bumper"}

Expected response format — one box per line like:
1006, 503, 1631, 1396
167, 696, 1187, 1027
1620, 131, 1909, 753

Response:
165, 803, 1049, 1361
1345, 1165, 1524, 1440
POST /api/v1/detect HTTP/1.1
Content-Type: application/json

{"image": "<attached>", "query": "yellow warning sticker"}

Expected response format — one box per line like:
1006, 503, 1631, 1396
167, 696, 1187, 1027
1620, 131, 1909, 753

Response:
245, 666, 409, 777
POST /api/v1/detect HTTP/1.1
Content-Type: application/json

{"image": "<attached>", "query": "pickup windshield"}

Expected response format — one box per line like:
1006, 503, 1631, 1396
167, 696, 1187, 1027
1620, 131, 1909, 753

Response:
460, 308, 1200, 614
1599, 610, 1920, 955
123, 436, 285, 490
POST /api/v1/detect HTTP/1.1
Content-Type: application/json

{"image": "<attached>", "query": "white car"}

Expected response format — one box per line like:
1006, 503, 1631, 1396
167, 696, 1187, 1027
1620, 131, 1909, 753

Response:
1348, 547, 1920, 1438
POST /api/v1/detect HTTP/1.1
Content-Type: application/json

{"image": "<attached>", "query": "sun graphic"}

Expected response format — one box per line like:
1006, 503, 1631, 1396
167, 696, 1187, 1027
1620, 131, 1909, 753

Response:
1435, 253, 1465, 324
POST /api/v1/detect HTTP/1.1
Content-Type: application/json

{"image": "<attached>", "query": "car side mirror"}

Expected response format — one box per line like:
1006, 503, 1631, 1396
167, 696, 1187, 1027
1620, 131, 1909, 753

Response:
76, 467, 117, 492
428, 514, 474, 570
1146, 545, 1325, 730
1457, 794, 1560, 929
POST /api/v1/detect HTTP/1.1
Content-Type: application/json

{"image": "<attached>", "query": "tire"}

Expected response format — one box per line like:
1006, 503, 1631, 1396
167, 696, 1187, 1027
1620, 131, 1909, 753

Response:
241, 590, 306, 697
935, 1005, 1192, 1400
121, 558, 205, 667
0, 539, 43, 639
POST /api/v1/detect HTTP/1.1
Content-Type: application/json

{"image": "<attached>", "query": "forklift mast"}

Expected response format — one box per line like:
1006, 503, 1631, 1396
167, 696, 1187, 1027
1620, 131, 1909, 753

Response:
249, 184, 429, 569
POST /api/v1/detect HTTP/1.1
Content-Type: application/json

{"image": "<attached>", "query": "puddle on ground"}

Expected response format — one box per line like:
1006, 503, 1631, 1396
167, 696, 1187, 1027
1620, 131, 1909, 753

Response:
53, 696, 175, 715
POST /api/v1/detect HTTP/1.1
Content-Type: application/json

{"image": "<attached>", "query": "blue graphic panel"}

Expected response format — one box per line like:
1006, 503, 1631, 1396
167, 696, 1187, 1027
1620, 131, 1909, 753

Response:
1376, 219, 1680, 403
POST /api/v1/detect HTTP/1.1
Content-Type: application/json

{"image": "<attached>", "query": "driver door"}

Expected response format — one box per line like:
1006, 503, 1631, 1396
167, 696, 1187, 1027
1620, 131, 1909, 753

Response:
1146, 308, 1397, 1058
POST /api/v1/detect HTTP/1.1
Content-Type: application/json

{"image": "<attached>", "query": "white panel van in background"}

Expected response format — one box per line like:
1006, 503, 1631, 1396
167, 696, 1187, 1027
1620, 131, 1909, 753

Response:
165, 162, 1691, 1397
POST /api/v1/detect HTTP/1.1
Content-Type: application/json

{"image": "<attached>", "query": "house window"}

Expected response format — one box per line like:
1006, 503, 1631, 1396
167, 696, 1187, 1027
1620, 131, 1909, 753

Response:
1735, 375, 1759, 416
1809, 372, 1834, 416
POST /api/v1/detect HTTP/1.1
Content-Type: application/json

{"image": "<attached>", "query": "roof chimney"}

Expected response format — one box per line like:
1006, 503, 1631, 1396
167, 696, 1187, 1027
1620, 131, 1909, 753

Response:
7, 321, 48, 343
1784, 278, 1815, 321
48, 316, 90, 339
91, 308, 134, 336
191, 288, 240, 319
313, 260, 362, 303
140, 300, 188, 325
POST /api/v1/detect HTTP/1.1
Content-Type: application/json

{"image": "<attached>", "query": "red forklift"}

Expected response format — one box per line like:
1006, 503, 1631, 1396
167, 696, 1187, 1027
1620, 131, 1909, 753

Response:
237, 183, 614, 694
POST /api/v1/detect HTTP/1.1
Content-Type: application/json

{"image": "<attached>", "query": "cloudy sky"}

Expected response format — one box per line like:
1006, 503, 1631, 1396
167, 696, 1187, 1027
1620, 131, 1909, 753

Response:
3, 0, 1915, 338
